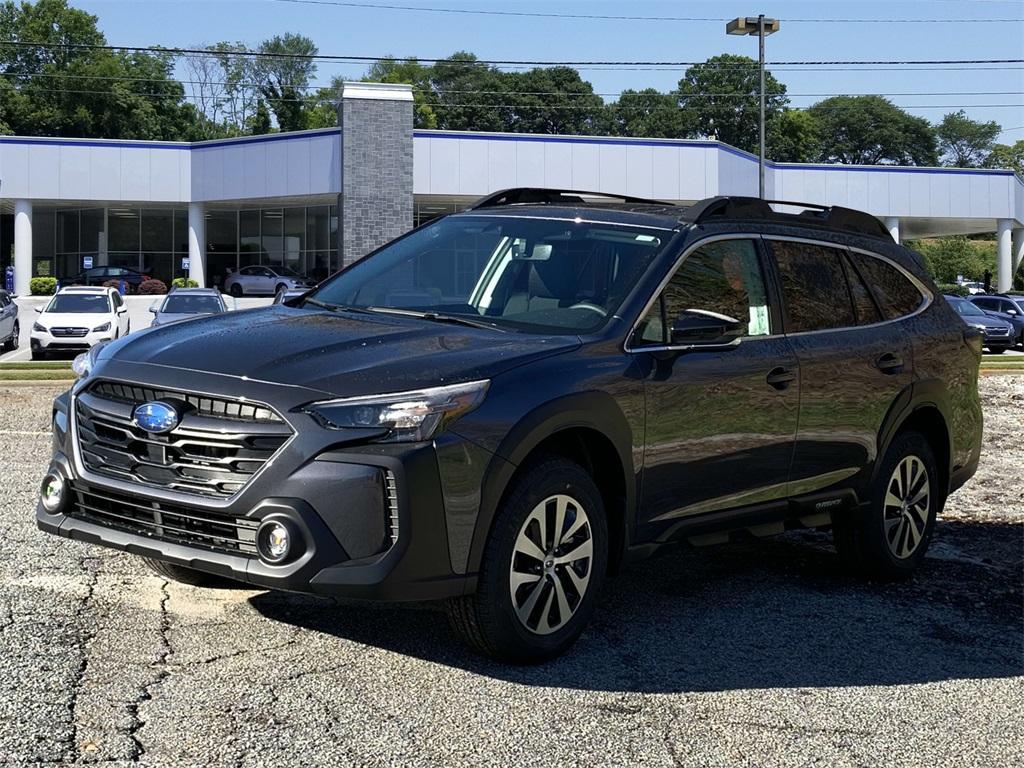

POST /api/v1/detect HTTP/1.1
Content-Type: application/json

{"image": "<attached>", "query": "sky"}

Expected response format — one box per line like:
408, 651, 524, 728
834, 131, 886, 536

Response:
73, 0, 1024, 141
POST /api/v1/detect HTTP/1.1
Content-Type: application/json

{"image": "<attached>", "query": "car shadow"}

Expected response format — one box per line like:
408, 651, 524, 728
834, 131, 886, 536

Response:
249, 519, 1023, 693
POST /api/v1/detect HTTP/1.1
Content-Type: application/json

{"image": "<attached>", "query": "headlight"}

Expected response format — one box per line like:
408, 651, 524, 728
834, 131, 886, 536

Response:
302, 380, 489, 443
71, 341, 110, 380
32, 322, 47, 333
92, 322, 111, 333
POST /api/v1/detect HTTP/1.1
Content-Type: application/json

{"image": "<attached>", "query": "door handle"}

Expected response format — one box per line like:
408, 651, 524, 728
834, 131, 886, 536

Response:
766, 366, 796, 390
876, 352, 904, 375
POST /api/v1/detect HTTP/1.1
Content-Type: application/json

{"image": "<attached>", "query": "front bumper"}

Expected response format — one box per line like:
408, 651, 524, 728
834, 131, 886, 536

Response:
31, 329, 113, 352
36, 375, 479, 602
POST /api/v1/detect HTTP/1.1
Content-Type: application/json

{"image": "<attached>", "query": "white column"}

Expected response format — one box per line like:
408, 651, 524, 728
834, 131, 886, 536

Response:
884, 216, 900, 244
13, 200, 32, 296
996, 218, 1013, 292
187, 203, 206, 288
1012, 228, 1024, 278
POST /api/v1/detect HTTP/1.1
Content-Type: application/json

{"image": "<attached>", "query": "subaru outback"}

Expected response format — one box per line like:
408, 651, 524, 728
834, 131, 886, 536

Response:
37, 189, 983, 663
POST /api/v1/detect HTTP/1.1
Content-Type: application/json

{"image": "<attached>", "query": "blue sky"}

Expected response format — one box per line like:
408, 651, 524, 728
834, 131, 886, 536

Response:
76, 0, 1024, 141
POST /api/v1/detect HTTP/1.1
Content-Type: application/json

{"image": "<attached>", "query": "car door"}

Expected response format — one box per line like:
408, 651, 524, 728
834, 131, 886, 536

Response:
0, 293, 13, 340
632, 236, 799, 532
111, 291, 129, 335
768, 238, 915, 498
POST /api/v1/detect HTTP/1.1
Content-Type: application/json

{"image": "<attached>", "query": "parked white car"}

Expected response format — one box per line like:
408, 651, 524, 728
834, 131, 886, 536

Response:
222, 265, 315, 297
30, 286, 129, 360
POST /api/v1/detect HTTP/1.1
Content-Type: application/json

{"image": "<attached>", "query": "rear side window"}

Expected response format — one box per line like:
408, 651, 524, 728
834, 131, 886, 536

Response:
848, 252, 923, 320
770, 240, 855, 333
841, 255, 882, 325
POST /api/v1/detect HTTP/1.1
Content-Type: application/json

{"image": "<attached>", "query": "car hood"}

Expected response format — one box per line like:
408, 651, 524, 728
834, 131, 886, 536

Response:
968, 315, 1012, 329
102, 305, 580, 397
983, 310, 1024, 326
152, 312, 218, 326
37, 312, 111, 327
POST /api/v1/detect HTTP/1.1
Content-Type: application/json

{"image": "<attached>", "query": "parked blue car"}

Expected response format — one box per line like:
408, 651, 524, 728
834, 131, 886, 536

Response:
968, 294, 1024, 347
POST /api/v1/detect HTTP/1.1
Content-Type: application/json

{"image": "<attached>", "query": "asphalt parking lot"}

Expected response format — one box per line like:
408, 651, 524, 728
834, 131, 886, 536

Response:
0, 377, 1021, 767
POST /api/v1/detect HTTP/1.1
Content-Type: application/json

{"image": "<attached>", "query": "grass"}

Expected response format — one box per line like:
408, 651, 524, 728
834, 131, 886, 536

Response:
0, 370, 76, 381
0, 361, 72, 370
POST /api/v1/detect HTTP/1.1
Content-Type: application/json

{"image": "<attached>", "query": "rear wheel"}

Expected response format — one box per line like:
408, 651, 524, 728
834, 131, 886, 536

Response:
141, 557, 239, 587
447, 457, 608, 663
2, 322, 17, 352
835, 430, 939, 580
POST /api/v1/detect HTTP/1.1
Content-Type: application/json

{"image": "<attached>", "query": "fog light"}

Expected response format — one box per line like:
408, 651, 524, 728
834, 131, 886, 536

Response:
256, 519, 296, 564
40, 472, 66, 514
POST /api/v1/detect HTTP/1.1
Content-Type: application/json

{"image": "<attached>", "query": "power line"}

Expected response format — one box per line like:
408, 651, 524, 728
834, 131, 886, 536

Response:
267, 0, 1024, 24
1, 39, 1021, 68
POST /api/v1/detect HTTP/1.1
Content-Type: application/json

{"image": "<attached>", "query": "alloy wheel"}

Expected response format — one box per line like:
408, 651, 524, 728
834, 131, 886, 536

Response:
509, 494, 593, 635
883, 455, 931, 559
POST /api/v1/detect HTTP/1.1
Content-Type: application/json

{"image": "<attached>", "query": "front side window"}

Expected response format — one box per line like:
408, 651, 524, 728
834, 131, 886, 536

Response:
847, 252, 923, 320
45, 294, 111, 314
771, 240, 855, 333
635, 239, 771, 346
308, 215, 672, 334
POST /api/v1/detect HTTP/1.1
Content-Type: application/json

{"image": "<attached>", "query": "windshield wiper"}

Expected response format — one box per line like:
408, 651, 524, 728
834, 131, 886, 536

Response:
303, 298, 375, 315
365, 306, 508, 332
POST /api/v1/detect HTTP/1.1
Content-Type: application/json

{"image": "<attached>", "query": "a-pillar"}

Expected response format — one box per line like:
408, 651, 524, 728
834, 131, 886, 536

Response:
996, 219, 1013, 292
338, 82, 414, 267
187, 203, 206, 288
13, 200, 32, 296
884, 216, 900, 244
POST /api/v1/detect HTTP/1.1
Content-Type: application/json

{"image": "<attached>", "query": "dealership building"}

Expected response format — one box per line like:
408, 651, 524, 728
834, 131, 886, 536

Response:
1, 81, 1023, 295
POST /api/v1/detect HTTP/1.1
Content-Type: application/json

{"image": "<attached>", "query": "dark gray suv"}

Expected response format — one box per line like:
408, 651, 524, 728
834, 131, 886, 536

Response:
37, 190, 983, 662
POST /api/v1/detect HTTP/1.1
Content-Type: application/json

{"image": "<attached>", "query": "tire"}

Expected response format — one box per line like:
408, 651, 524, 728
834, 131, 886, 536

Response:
141, 556, 234, 587
447, 457, 608, 663
2, 322, 17, 352
275, 283, 288, 296
31, 348, 47, 361
987, 347, 1006, 354
229, 283, 243, 298
834, 430, 940, 580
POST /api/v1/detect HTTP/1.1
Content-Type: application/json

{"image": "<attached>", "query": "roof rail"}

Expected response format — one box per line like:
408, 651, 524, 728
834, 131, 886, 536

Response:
467, 187, 668, 210
683, 196, 891, 239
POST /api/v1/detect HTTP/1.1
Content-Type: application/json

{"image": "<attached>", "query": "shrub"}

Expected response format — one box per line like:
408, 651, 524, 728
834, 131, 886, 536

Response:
29, 277, 57, 295
937, 283, 970, 297
137, 279, 168, 295
171, 278, 199, 289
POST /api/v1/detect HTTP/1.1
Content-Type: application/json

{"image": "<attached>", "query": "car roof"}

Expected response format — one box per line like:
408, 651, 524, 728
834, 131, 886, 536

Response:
58, 286, 112, 294
167, 287, 221, 295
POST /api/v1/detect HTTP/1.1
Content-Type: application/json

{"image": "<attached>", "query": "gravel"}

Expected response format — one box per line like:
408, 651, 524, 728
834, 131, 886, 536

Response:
0, 379, 1021, 767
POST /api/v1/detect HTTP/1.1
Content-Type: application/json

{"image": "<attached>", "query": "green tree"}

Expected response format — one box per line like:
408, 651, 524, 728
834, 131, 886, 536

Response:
984, 140, 1024, 176
908, 236, 995, 283
610, 88, 681, 138
430, 52, 509, 132
364, 57, 438, 128
809, 96, 938, 166
936, 110, 1001, 167
255, 32, 316, 132
248, 99, 272, 135
768, 109, 821, 163
675, 54, 788, 153
503, 67, 607, 135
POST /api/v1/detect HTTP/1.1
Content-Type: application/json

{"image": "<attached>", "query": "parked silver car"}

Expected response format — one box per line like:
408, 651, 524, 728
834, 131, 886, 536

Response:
149, 288, 229, 327
222, 266, 314, 297
0, 289, 19, 352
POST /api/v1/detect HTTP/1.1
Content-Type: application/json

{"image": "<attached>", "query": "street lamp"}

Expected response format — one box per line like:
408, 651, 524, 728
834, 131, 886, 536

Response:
727, 15, 780, 199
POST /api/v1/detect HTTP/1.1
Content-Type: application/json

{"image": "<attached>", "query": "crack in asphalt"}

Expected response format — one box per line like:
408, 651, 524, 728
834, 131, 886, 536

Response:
65, 555, 101, 765
124, 579, 173, 762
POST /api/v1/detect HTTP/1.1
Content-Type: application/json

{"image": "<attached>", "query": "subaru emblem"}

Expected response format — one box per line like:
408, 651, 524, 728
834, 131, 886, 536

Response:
133, 401, 180, 434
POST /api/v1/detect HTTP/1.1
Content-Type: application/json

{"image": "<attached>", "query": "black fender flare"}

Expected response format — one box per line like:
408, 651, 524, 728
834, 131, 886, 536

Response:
464, 391, 637, 576
872, 377, 954, 490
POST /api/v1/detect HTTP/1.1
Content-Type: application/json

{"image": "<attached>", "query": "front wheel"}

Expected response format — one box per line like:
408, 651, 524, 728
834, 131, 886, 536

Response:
141, 557, 239, 587
31, 348, 47, 361
835, 430, 940, 580
447, 457, 608, 663
229, 283, 243, 298
988, 347, 1006, 355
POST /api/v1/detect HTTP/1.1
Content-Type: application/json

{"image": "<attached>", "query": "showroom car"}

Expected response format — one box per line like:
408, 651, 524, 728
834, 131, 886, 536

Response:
222, 265, 315, 297
37, 190, 982, 662
30, 286, 130, 360
65, 265, 150, 291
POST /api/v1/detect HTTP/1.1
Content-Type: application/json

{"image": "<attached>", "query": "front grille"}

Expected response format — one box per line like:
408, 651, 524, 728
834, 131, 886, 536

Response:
985, 326, 1010, 336
384, 470, 399, 546
51, 327, 89, 337
74, 381, 292, 499
67, 483, 258, 556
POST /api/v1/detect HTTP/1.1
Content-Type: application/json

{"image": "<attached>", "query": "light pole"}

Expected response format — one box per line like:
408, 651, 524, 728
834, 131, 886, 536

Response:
727, 15, 780, 199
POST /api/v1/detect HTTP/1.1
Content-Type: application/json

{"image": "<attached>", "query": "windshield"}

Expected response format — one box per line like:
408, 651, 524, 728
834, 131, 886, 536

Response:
272, 266, 301, 277
950, 298, 985, 317
306, 215, 672, 333
45, 294, 111, 314
160, 295, 224, 314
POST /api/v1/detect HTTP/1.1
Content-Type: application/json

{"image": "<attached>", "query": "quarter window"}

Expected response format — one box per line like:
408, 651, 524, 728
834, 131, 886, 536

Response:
841, 255, 882, 325
847, 252, 923, 319
636, 239, 771, 345
771, 241, 856, 332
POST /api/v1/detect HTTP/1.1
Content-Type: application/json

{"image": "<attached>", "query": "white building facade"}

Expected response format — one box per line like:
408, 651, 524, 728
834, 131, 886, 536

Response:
2, 83, 1022, 295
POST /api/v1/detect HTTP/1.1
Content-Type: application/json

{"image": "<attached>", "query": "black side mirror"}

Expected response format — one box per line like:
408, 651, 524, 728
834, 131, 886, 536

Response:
670, 310, 744, 346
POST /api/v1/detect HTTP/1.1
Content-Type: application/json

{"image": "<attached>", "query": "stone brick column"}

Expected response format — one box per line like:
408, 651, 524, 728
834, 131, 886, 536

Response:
339, 82, 414, 267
